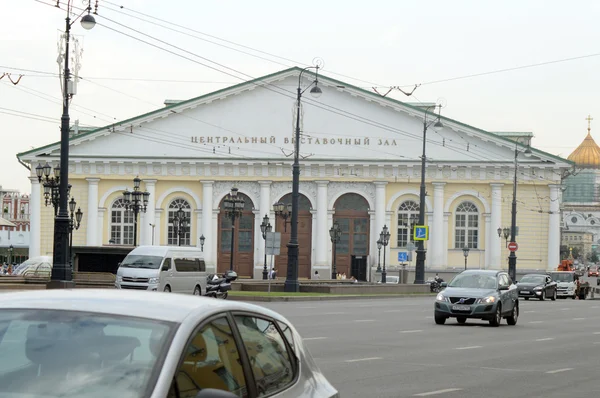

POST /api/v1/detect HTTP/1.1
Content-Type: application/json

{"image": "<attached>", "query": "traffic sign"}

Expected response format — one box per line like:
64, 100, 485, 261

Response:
266, 232, 281, 255
508, 242, 518, 252
398, 252, 408, 262
414, 225, 429, 241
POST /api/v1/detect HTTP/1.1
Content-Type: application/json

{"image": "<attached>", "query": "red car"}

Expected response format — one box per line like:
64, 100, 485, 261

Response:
588, 266, 599, 277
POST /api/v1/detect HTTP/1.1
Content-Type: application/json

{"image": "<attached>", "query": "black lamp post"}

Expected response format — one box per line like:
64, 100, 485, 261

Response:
68, 197, 83, 268
380, 225, 391, 283
261, 214, 272, 280
171, 206, 189, 246
415, 104, 444, 285
508, 140, 532, 282
199, 235, 205, 252
462, 246, 470, 270
36, 163, 73, 217
123, 176, 150, 247
376, 239, 383, 273
329, 220, 341, 279
497, 227, 510, 248
273, 202, 292, 232
285, 60, 323, 293
45, 1, 96, 287
8, 245, 13, 265
223, 187, 245, 271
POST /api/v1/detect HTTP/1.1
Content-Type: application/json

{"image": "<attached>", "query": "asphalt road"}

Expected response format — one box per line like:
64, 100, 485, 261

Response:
261, 288, 600, 397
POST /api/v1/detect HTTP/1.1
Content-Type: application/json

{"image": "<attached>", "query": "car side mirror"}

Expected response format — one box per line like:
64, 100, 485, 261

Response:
117, 262, 121, 267
161, 265, 169, 272
514, 280, 518, 284
196, 389, 238, 398
440, 282, 447, 288
498, 285, 509, 291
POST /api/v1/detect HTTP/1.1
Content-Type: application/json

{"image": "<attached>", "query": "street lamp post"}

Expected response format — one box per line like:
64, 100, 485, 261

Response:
380, 225, 391, 283
123, 177, 150, 247
171, 206, 189, 246
376, 239, 383, 274
462, 246, 470, 270
223, 187, 245, 272
508, 140, 532, 282
68, 197, 83, 269
273, 202, 292, 232
414, 105, 444, 285
47, 1, 96, 288
8, 245, 13, 265
199, 235, 205, 252
285, 60, 323, 293
261, 214, 272, 280
329, 220, 341, 279
497, 227, 510, 247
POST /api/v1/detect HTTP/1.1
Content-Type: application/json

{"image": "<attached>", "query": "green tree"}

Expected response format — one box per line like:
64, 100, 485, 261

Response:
588, 252, 599, 263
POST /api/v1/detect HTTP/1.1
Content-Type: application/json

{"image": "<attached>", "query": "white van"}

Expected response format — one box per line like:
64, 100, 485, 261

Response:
115, 246, 208, 295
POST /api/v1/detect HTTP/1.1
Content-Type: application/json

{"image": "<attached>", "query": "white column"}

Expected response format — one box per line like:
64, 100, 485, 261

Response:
443, 212, 450, 266
253, 209, 262, 276
210, 209, 219, 273
316, 181, 329, 266
194, 209, 202, 248
97, 208, 105, 245
327, 210, 334, 274
369, 210, 377, 272
310, 210, 317, 273
374, 181, 387, 242
548, 184, 561, 270
489, 183, 503, 269
202, 181, 214, 267
258, 181, 271, 270
28, 177, 41, 257
85, 178, 100, 246
143, 180, 157, 246
154, 210, 162, 246
431, 182, 445, 267
484, 213, 491, 269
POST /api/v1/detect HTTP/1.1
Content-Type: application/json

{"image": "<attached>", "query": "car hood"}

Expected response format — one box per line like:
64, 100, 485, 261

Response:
516, 283, 542, 289
442, 287, 497, 298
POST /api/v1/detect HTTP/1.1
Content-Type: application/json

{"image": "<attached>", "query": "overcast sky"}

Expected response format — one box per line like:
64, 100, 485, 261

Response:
2, 0, 600, 194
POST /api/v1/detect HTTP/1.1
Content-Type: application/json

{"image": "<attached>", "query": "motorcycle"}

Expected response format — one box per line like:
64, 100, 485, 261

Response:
204, 270, 238, 299
429, 279, 444, 293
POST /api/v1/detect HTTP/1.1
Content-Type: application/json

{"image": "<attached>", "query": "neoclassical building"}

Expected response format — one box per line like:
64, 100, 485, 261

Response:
18, 67, 571, 278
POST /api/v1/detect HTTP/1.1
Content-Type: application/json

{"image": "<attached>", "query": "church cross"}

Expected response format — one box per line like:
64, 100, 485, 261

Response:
586, 114, 593, 132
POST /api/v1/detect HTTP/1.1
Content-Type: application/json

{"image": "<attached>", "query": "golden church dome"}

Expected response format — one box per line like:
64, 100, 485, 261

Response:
567, 117, 600, 168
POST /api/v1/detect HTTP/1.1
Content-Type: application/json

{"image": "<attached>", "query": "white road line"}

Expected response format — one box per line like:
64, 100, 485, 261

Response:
455, 345, 482, 350
299, 306, 317, 309
323, 312, 346, 315
591, 306, 599, 309
401, 329, 423, 333
354, 319, 375, 322
535, 338, 555, 341
528, 321, 544, 324
303, 337, 327, 341
546, 368, 573, 374
560, 308, 570, 311
414, 388, 463, 396
572, 318, 585, 321
524, 310, 536, 313
593, 332, 600, 335
345, 357, 382, 363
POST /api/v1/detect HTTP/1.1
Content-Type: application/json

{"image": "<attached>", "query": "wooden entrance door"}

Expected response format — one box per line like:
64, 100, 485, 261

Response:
275, 193, 312, 279
217, 193, 255, 277
333, 193, 370, 277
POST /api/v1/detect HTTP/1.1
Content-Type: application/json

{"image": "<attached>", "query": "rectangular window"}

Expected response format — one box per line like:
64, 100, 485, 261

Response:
173, 258, 205, 272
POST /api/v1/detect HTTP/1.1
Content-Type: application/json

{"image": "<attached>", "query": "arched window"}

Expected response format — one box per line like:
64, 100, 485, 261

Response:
397, 200, 420, 247
110, 198, 134, 245
455, 201, 479, 249
168, 199, 192, 246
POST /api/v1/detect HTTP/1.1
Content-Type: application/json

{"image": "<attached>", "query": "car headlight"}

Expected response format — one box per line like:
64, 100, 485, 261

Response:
478, 296, 496, 304
116, 275, 122, 282
533, 286, 542, 291
149, 277, 159, 284
436, 293, 448, 302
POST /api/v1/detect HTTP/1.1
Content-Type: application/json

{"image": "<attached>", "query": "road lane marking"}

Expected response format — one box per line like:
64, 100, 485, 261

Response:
455, 345, 482, 350
299, 306, 317, 309
401, 329, 423, 333
591, 306, 599, 309
354, 319, 375, 322
572, 318, 585, 321
560, 308, 570, 311
593, 332, 600, 335
323, 312, 346, 315
535, 338, 554, 341
345, 357, 382, 363
303, 337, 327, 341
546, 368, 573, 374
528, 321, 544, 324
524, 310, 536, 313
414, 388, 463, 396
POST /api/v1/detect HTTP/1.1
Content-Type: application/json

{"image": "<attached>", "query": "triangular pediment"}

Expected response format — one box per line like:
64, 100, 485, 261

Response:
18, 67, 572, 168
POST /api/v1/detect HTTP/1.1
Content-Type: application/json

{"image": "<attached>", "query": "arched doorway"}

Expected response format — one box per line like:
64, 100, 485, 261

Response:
217, 192, 255, 277
333, 193, 370, 277
275, 193, 312, 279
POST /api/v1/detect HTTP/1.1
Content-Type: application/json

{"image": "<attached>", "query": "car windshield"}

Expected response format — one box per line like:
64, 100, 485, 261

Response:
549, 273, 575, 282
120, 255, 163, 269
519, 276, 545, 284
0, 309, 175, 398
448, 273, 497, 289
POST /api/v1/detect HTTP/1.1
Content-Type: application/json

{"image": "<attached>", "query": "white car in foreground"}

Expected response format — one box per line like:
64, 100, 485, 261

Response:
0, 289, 338, 398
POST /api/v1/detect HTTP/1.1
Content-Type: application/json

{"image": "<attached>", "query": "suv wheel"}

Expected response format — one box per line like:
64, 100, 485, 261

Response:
489, 304, 502, 327
551, 290, 556, 301
434, 314, 446, 325
539, 291, 545, 301
506, 304, 518, 325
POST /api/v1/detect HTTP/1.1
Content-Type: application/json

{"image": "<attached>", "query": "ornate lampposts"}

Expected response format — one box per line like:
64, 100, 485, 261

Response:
199, 235, 206, 252
376, 239, 383, 273
273, 202, 292, 232
260, 214, 272, 280
122, 176, 149, 247
171, 206, 189, 246
380, 225, 390, 283
329, 220, 341, 279
462, 246, 470, 270
68, 197, 83, 268
36, 163, 72, 216
497, 227, 510, 248
8, 245, 13, 265
223, 187, 245, 271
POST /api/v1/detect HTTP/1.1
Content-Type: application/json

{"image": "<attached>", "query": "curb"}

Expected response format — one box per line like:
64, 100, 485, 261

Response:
228, 294, 437, 302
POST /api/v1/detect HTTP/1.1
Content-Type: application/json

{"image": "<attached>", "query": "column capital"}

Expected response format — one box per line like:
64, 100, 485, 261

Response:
29, 176, 40, 184
315, 180, 329, 186
98, 207, 107, 214
86, 178, 101, 184
258, 180, 272, 187
490, 183, 505, 188
142, 179, 157, 185
373, 181, 388, 187
193, 209, 202, 214
201, 180, 215, 186
432, 182, 446, 187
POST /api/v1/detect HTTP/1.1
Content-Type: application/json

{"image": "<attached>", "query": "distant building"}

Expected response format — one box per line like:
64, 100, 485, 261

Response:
0, 185, 30, 263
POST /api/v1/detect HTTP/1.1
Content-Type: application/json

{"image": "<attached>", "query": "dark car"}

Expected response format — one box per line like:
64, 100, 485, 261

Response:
516, 274, 557, 301
434, 270, 519, 327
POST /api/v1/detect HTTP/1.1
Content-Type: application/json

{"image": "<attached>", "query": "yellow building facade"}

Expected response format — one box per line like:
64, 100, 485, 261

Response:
19, 67, 571, 278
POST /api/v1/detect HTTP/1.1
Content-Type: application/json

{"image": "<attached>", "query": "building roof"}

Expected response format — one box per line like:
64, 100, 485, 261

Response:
567, 118, 600, 168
